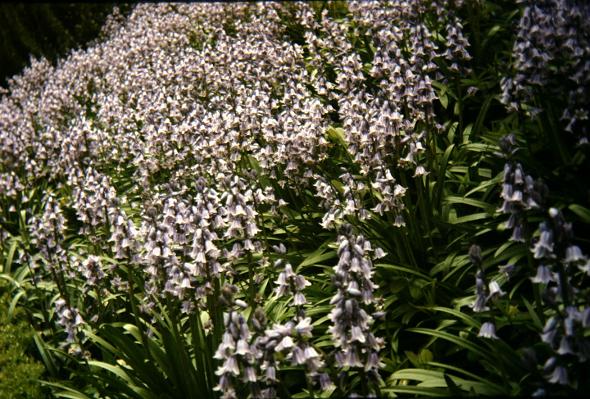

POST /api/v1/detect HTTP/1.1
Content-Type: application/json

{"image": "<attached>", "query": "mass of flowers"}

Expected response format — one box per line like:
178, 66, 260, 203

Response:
0, 1, 589, 398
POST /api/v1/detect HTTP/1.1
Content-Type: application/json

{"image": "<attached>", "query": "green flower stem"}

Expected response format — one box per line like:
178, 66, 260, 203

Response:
126, 262, 155, 368
399, 172, 422, 267
524, 224, 545, 325
415, 173, 435, 251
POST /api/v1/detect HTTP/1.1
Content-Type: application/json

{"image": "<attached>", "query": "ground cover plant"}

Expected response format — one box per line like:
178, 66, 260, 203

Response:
0, 280, 44, 398
0, 1, 589, 397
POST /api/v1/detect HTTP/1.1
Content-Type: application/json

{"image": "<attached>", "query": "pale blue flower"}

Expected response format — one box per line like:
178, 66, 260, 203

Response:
478, 322, 499, 339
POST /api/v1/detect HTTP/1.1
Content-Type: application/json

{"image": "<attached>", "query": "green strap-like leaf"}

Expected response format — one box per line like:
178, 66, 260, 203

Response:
39, 381, 92, 399
569, 204, 590, 224
407, 328, 495, 365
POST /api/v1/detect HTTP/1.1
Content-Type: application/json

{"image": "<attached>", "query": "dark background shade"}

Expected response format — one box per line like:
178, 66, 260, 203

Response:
0, 3, 134, 89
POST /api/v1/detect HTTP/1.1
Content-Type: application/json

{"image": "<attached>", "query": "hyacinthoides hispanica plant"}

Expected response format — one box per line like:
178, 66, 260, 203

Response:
0, 1, 589, 398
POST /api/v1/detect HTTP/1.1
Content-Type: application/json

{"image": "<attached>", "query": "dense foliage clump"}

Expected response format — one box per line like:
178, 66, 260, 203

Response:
0, 282, 44, 398
0, 1, 589, 397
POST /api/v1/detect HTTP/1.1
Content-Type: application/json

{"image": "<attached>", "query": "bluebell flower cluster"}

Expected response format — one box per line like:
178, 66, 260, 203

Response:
498, 133, 545, 243
501, 0, 590, 143
29, 194, 68, 275
213, 285, 259, 399
469, 244, 505, 339
496, 136, 590, 389
328, 224, 384, 393
531, 208, 590, 389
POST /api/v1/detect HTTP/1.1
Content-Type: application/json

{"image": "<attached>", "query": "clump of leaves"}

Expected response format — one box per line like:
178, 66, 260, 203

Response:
0, 281, 45, 399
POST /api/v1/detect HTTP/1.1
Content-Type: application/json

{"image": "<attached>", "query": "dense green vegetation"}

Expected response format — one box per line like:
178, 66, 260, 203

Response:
0, 281, 45, 398
0, 1, 588, 398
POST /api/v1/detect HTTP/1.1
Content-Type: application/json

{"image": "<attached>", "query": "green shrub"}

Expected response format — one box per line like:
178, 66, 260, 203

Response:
0, 282, 45, 399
